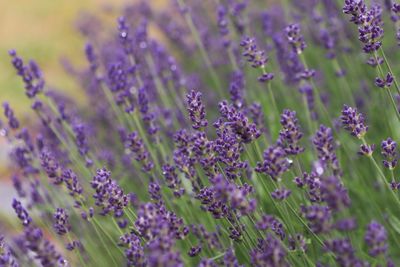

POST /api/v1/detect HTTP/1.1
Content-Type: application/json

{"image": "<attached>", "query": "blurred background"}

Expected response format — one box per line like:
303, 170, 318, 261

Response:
0, 0, 166, 210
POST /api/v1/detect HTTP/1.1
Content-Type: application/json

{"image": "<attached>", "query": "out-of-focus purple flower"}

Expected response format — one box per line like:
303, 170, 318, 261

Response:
255, 145, 291, 180
198, 258, 217, 267
271, 187, 292, 201
325, 238, 364, 266
186, 90, 208, 130
340, 105, 368, 139
125, 131, 154, 172
285, 23, 306, 54
301, 204, 331, 233
364, 220, 388, 257
2, 102, 19, 129
12, 174, 26, 198
288, 233, 307, 252
148, 182, 162, 202
0, 236, 19, 267
162, 164, 184, 197
375, 72, 394, 88
188, 245, 201, 257
250, 234, 289, 267
335, 217, 357, 231
358, 143, 375, 156
229, 71, 245, 110
320, 176, 351, 211
223, 247, 242, 267
313, 125, 340, 174
9, 50, 45, 98
12, 199, 32, 226
216, 4, 230, 47
367, 56, 383, 67
256, 214, 286, 240
278, 109, 304, 155
240, 37, 267, 68
40, 150, 62, 184
53, 208, 71, 235
381, 138, 398, 169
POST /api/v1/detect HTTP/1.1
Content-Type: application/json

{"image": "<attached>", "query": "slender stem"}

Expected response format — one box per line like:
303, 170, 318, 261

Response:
176, 0, 224, 99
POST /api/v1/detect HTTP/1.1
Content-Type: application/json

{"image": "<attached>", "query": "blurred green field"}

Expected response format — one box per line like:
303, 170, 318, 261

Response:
0, 0, 167, 175
0, 0, 167, 116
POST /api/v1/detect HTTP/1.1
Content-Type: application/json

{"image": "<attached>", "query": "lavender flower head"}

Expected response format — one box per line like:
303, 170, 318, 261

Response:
12, 199, 32, 226
340, 105, 368, 138
278, 109, 304, 155
91, 168, 129, 218
312, 125, 340, 174
9, 50, 45, 98
2, 102, 19, 129
285, 23, 306, 54
53, 208, 71, 235
255, 145, 291, 180
381, 138, 398, 169
186, 90, 208, 130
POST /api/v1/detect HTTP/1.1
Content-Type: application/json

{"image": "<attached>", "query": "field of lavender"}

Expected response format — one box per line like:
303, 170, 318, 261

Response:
2, 0, 400, 266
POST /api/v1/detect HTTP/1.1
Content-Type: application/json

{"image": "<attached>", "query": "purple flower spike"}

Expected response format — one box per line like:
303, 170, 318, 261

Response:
250, 234, 289, 267
271, 187, 291, 201
125, 131, 154, 172
12, 199, 32, 226
312, 125, 340, 174
240, 37, 268, 68
91, 168, 129, 218
255, 145, 291, 181
375, 73, 394, 88
285, 23, 306, 55
2, 102, 19, 129
53, 208, 71, 235
381, 138, 398, 170
340, 105, 368, 139
358, 143, 375, 156
0, 236, 19, 267
278, 109, 304, 155
9, 50, 45, 98
186, 90, 208, 130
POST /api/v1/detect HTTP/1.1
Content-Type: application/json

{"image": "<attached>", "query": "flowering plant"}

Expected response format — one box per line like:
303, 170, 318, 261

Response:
2, 0, 400, 266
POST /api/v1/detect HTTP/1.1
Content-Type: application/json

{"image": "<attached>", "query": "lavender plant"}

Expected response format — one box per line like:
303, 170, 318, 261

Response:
3, 0, 400, 266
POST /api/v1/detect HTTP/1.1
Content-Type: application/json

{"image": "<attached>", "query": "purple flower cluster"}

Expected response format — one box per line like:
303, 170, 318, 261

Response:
343, 0, 384, 53
216, 100, 261, 143
285, 23, 306, 54
278, 109, 304, 155
196, 174, 256, 219
340, 105, 368, 139
312, 125, 340, 174
9, 50, 45, 98
2, 102, 19, 129
364, 220, 388, 257
91, 168, 129, 218
375, 72, 394, 88
125, 131, 154, 172
255, 145, 291, 181
0, 236, 19, 267
250, 234, 289, 267
186, 90, 208, 130
381, 137, 398, 170
53, 208, 71, 235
